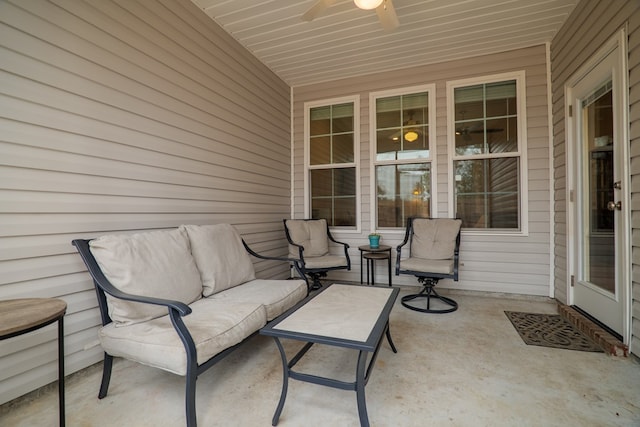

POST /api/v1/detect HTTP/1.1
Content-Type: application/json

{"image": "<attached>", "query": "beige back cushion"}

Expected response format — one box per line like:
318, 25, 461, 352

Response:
181, 224, 256, 297
285, 219, 329, 258
89, 228, 203, 326
411, 218, 462, 260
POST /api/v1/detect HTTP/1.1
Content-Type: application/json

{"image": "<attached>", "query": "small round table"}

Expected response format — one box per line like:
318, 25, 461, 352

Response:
0, 298, 67, 426
358, 244, 392, 286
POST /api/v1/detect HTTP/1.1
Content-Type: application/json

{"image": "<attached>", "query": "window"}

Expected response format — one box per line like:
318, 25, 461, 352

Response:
372, 85, 436, 228
448, 73, 527, 231
306, 98, 358, 227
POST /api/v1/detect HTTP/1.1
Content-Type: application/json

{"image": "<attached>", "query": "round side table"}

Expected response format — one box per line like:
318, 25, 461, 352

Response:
358, 244, 392, 286
0, 298, 67, 426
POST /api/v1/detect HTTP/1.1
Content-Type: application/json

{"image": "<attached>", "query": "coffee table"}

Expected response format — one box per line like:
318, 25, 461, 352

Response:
260, 283, 399, 427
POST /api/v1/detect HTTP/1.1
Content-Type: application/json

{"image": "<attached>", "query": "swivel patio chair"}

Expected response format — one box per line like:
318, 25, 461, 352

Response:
283, 219, 351, 290
395, 217, 462, 313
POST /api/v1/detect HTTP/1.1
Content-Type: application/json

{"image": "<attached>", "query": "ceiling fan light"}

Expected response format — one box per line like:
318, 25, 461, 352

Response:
354, 0, 383, 10
404, 130, 419, 142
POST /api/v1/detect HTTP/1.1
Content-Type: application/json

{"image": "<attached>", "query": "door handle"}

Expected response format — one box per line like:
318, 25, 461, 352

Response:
607, 201, 622, 211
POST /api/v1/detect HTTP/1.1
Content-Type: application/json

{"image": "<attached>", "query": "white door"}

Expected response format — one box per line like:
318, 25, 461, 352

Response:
568, 32, 629, 337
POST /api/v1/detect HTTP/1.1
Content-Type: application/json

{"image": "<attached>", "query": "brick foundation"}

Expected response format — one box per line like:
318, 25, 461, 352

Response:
557, 303, 628, 357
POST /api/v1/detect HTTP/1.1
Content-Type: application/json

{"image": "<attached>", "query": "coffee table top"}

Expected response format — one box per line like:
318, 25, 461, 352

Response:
261, 283, 398, 351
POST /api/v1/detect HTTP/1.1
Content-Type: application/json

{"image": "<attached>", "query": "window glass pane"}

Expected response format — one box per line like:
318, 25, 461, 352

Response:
310, 106, 330, 136
310, 136, 330, 165
311, 198, 332, 224
310, 168, 356, 227
334, 197, 356, 226
455, 120, 484, 155
311, 168, 332, 196
376, 163, 431, 228
334, 167, 356, 196
332, 133, 354, 163
332, 103, 354, 133
455, 85, 483, 120
376, 96, 401, 128
485, 80, 516, 117
454, 158, 519, 229
487, 117, 517, 153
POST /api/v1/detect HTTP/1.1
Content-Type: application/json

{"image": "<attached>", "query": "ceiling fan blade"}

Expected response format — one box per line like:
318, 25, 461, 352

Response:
376, 0, 399, 31
302, 0, 337, 22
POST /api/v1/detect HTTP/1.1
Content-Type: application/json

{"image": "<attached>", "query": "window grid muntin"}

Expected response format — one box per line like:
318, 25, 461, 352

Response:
306, 99, 358, 228
373, 87, 434, 230
450, 76, 524, 232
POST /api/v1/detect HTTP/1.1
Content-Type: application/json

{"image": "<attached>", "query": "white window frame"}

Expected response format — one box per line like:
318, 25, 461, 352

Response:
446, 71, 529, 236
304, 95, 361, 232
369, 84, 437, 233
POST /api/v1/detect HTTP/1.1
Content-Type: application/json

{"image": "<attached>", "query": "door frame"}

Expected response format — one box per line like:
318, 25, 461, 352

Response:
564, 28, 631, 343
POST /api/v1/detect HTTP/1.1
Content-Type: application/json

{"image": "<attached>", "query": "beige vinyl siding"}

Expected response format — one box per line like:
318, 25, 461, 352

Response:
0, 0, 290, 405
293, 45, 552, 295
551, 0, 640, 353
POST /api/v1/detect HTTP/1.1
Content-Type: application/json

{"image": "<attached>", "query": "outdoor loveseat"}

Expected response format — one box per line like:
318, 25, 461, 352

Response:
72, 224, 308, 427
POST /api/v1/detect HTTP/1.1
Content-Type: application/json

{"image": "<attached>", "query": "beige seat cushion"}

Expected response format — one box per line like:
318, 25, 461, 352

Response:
303, 255, 348, 269
285, 219, 329, 258
98, 298, 267, 375
207, 279, 307, 321
411, 219, 462, 260
400, 257, 455, 275
181, 224, 256, 297
89, 228, 203, 326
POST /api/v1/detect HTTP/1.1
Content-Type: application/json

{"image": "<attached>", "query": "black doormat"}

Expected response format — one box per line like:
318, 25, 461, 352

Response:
504, 311, 603, 352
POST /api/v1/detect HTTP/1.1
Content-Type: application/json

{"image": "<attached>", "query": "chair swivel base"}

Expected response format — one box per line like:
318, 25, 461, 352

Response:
401, 285, 458, 314
307, 272, 327, 290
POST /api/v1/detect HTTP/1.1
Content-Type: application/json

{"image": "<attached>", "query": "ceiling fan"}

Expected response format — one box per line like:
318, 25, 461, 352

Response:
302, 0, 399, 31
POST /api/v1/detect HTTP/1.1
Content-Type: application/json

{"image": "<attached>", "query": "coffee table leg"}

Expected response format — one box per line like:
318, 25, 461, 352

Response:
271, 338, 289, 426
385, 323, 397, 353
355, 350, 370, 427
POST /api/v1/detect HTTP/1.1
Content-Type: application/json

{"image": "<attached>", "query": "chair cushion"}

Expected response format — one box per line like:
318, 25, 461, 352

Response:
411, 218, 462, 260
89, 229, 203, 327
207, 279, 307, 321
181, 224, 256, 297
303, 254, 349, 269
400, 257, 455, 275
285, 219, 329, 258
98, 298, 267, 375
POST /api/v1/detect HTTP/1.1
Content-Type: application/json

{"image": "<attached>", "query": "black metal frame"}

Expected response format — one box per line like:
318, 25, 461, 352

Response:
71, 238, 306, 427
395, 217, 462, 314
283, 219, 351, 290
260, 283, 399, 427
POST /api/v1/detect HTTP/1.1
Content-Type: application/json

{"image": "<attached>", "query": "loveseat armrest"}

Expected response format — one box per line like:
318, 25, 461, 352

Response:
241, 239, 308, 288
72, 239, 192, 320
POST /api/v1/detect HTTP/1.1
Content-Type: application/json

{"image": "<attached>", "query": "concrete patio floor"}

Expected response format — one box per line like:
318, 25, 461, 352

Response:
2, 287, 640, 426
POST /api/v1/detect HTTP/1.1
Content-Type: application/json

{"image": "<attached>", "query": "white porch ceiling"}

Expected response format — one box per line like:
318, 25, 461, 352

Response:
190, 0, 578, 87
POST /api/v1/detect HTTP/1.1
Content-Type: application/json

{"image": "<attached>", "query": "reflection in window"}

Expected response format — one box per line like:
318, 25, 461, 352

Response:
454, 158, 519, 228
377, 163, 430, 227
310, 168, 356, 227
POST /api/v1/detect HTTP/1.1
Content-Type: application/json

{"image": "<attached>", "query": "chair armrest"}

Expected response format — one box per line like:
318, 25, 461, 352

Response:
326, 229, 351, 269
71, 239, 192, 317
395, 219, 413, 275
241, 239, 308, 286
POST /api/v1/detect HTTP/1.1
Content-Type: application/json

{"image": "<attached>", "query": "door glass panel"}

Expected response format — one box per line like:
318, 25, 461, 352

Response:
582, 82, 614, 293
